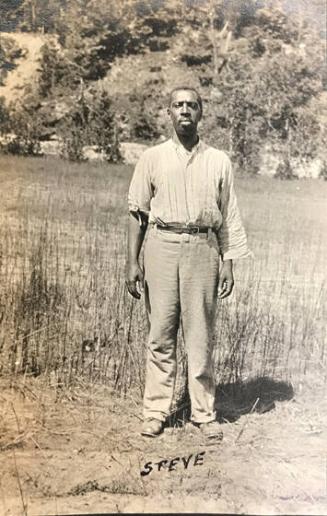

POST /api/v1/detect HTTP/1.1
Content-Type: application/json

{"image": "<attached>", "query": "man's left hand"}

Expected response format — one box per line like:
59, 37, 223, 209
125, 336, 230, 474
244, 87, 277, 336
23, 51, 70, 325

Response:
218, 259, 234, 299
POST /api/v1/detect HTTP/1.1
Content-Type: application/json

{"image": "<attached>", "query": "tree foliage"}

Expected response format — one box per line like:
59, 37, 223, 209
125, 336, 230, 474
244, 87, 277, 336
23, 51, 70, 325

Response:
0, 36, 23, 86
0, 0, 325, 173
58, 87, 121, 162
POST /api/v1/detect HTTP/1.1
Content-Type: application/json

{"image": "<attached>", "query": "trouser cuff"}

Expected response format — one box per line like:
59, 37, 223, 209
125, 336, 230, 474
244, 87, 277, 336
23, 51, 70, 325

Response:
143, 411, 167, 422
191, 413, 216, 424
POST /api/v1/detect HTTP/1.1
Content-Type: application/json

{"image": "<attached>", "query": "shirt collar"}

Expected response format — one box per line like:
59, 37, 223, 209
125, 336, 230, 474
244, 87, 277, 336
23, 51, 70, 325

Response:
170, 135, 204, 156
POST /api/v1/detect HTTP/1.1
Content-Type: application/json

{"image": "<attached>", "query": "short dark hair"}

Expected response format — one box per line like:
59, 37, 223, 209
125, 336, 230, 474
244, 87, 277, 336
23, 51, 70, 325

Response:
168, 86, 203, 112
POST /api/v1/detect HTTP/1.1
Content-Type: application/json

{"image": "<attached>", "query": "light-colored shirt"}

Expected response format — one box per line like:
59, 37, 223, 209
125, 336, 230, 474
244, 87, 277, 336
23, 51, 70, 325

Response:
128, 138, 250, 261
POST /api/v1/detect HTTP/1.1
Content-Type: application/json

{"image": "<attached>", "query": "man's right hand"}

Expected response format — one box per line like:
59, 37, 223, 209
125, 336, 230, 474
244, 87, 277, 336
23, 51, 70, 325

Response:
126, 262, 144, 299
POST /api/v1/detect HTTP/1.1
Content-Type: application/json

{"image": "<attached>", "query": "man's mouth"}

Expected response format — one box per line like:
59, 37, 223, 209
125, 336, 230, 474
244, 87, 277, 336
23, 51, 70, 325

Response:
179, 119, 192, 125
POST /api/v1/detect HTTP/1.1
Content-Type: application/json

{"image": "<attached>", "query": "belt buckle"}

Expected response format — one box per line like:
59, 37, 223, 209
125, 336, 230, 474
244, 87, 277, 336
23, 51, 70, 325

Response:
190, 226, 200, 234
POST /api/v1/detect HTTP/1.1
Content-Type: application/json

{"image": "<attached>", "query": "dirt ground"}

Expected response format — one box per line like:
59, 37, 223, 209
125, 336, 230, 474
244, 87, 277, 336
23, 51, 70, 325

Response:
0, 374, 326, 516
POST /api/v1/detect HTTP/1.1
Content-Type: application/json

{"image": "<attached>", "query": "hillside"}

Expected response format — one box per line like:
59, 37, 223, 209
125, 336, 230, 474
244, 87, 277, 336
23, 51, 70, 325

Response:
0, 1, 326, 177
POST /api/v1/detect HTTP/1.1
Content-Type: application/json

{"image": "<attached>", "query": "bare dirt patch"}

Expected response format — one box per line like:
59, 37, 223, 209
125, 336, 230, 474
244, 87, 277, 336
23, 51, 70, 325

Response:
0, 32, 54, 106
0, 375, 326, 515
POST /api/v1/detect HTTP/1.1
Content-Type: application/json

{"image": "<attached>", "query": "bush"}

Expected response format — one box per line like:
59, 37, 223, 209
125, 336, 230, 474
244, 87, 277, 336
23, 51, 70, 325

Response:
1, 96, 43, 156
1, 86, 121, 162
0, 96, 9, 129
275, 158, 298, 180
58, 88, 121, 162
0, 35, 23, 86
319, 161, 327, 180
38, 42, 83, 97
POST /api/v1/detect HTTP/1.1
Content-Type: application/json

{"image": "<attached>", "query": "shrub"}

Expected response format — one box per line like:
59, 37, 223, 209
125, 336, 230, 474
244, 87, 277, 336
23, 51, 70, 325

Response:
2, 96, 43, 156
0, 96, 9, 130
319, 161, 327, 180
58, 88, 121, 162
0, 35, 23, 86
1, 86, 121, 162
275, 158, 298, 180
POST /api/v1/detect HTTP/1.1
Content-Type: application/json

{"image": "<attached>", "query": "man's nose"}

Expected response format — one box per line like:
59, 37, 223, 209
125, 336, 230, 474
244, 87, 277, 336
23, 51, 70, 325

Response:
181, 102, 190, 113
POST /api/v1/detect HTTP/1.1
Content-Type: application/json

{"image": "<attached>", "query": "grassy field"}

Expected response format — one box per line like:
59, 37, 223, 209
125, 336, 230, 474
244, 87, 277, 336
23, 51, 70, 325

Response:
0, 155, 326, 515
0, 154, 325, 391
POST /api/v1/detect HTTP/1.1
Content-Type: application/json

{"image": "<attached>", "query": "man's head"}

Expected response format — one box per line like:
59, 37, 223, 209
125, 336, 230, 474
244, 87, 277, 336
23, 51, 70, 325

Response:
167, 86, 202, 137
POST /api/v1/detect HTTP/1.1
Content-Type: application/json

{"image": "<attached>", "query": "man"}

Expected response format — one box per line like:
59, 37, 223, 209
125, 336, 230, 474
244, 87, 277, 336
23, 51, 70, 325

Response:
126, 86, 250, 438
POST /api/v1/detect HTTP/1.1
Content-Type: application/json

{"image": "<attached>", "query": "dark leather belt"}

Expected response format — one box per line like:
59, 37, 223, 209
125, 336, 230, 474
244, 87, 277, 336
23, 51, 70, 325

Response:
156, 224, 212, 235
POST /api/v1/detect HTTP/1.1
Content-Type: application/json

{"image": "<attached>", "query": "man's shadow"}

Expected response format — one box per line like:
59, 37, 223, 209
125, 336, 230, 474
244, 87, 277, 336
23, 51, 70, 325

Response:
166, 376, 294, 427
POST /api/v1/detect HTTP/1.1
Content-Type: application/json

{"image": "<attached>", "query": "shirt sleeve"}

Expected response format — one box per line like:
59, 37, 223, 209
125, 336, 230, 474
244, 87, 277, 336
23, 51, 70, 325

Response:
128, 150, 153, 218
217, 157, 252, 261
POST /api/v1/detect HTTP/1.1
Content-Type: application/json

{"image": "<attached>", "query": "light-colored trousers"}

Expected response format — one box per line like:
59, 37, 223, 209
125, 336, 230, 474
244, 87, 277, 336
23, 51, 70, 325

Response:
143, 225, 220, 423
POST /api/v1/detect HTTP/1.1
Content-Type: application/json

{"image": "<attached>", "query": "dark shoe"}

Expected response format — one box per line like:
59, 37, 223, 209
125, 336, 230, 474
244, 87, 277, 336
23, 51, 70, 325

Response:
141, 418, 164, 437
199, 421, 223, 440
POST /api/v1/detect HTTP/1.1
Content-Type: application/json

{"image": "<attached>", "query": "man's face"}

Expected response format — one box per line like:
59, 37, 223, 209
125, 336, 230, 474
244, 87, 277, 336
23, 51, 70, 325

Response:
167, 89, 202, 136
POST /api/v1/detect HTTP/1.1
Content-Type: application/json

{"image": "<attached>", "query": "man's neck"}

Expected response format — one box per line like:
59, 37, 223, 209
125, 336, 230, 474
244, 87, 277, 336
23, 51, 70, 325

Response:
172, 131, 199, 152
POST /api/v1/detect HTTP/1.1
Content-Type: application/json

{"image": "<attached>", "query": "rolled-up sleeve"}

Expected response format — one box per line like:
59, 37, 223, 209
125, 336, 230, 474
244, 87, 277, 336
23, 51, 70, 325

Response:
128, 151, 153, 217
217, 157, 252, 261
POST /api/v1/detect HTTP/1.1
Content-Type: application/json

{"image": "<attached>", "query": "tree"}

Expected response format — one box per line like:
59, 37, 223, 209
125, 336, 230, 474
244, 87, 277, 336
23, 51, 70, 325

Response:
58, 86, 121, 162
175, 3, 325, 173
1, 0, 324, 172
0, 36, 23, 86
2, 0, 67, 33
0, 0, 25, 31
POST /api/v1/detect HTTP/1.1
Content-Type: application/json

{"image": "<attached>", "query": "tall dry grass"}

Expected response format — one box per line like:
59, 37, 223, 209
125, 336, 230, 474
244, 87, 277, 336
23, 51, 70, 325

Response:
0, 156, 326, 398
